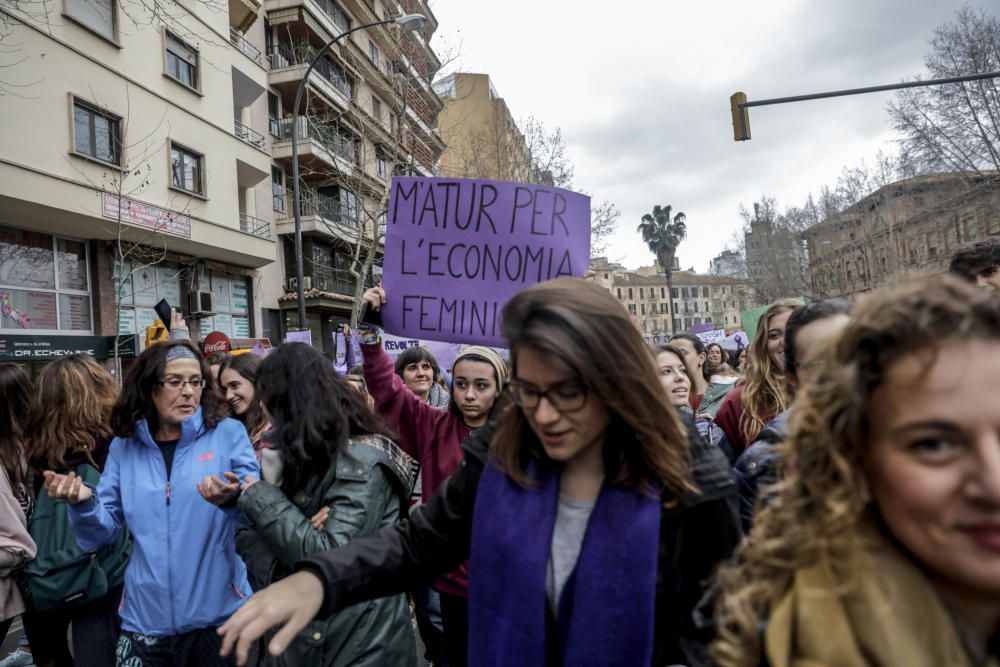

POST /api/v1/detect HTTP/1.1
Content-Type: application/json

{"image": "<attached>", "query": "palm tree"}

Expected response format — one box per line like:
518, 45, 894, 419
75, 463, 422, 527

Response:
638, 204, 687, 330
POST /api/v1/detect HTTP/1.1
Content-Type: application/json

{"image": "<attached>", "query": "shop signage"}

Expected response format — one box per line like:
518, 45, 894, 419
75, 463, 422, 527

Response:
102, 193, 192, 238
203, 331, 232, 355
0, 334, 139, 361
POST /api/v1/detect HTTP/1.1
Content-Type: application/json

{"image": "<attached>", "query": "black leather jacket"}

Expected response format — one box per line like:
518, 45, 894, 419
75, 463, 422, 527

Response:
733, 410, 790, 533
237, 435, 417, 666
297, 415, 741, 666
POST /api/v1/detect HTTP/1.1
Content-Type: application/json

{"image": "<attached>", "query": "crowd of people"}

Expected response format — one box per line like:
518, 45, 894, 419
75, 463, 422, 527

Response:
0, 239, 998, 666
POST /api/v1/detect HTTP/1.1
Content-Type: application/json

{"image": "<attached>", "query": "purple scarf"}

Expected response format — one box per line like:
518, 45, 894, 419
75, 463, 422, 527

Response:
468, 462, 661, 666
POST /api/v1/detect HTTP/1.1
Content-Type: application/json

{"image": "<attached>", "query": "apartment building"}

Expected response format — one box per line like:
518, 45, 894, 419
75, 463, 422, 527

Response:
0, 0, 276, 363
592, 258, 756, 342
259, 0, 444, 351
804, 172, 1000, 299
434, 72, 536, 182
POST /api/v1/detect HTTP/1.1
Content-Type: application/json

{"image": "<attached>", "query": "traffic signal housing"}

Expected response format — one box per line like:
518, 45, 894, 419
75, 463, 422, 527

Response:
730, 92, 751, 141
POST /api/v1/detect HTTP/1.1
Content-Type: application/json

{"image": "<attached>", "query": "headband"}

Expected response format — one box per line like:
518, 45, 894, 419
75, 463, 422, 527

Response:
454, 346, 509, 392
165, 345, 198, 362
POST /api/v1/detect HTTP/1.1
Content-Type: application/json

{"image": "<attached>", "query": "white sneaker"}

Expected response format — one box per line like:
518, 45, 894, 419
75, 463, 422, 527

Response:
0, 649, 34, 667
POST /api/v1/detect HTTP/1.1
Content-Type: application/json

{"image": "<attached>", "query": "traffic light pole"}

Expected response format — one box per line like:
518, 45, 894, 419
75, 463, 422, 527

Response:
731, 69, 1000, 141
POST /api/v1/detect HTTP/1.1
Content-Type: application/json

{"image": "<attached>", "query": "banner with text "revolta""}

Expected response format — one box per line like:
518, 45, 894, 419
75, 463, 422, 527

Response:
382, 177, 591, 347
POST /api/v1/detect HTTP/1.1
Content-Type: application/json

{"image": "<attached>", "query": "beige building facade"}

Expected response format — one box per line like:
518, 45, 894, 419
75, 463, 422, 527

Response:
434, 72, 536, 182
260, 0, 445, 351
804, 173, 1000, 299
0, 0, 276, 362
591, 257, 756, 342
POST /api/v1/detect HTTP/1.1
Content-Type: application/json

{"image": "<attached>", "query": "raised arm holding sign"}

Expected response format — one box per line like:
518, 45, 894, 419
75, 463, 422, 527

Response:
381, 177, 591, 347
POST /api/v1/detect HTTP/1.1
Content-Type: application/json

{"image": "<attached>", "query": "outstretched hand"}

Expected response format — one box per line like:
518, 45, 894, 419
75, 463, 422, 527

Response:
197, 472, 241, 506
42, 470, 93, 504
218, 570, 325, 665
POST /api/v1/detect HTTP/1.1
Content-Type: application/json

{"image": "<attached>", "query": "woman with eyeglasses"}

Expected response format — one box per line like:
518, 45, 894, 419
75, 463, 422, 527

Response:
43, 340, 259, 666
219, 279, 741, 666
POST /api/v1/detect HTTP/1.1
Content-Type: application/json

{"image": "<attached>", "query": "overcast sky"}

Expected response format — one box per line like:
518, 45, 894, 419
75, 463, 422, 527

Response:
426, 0, 994, 272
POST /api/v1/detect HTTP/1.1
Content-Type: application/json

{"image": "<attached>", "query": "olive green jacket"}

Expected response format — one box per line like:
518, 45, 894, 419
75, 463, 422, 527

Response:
236, 434, 417, 666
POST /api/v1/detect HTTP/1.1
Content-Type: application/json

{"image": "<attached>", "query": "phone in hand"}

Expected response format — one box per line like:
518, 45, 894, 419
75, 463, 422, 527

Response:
359, 301, 383, 328
154, 299, 173, 329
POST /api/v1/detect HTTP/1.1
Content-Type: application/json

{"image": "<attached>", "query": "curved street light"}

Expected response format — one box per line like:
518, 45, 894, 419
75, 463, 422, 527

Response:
289, 13, 427, 333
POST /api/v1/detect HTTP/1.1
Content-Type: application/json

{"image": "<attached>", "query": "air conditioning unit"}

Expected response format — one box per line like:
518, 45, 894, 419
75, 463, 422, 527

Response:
287, 276, 312, 292
188, 290, 214, 316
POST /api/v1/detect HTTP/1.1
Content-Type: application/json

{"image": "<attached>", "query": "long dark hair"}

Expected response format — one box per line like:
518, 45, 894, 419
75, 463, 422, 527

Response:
652, 343, 698, 392
493, 279, 693, 499
256, 343, 394, 495
111, 340, 228, 437
218, 354, 269, 443
0, 364, 32, 486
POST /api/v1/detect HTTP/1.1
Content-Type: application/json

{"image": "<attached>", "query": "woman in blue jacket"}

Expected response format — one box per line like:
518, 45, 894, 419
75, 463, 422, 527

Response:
43, 340, 260, 666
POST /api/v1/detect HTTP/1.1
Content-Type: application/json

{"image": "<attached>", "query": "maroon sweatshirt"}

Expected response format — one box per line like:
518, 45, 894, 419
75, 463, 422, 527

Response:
363, 342, 471, 596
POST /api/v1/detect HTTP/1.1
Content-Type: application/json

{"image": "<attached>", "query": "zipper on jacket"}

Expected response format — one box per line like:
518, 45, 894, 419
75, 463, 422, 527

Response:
164, 473, 176, 632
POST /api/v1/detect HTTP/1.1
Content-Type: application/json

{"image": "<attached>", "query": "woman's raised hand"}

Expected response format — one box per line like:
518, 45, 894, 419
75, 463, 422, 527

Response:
42, 470, 93, 504
361, 286, 386, 312
218, 570, 325, 665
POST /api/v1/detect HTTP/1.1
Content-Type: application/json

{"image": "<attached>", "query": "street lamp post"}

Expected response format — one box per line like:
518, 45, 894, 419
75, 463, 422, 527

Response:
290, 13, 427, 331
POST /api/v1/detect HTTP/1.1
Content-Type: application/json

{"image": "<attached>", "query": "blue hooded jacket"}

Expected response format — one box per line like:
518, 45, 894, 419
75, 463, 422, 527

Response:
68, 408, 260, 635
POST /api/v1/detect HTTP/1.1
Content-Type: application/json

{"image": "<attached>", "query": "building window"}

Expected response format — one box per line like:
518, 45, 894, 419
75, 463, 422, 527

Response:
0, 225, 93, 332
170, 142, 203, 195
165, 32, 199, 90
272, 166, 285, 212
268, 92, 280, 137
628, 288, 633, 300
368, 41, 380, 67
376, 149, 387, 177
627, 304, 636, 315
640, 304, 646, 315
639, 288, 644, 299
702, 286, 709, 297
681, 287, 688, 298
604, 273, 609, 280
660, 287, 665, 298
671, 287, 678, 298
72, 98, 121, 166
372, 96, 382, 122
65, 0, 115, 41
616, 288, 622, 299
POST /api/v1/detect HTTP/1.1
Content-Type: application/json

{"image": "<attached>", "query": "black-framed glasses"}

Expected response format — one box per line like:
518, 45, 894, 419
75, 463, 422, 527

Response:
509, 379, 588, 413
157, 377, 205, 390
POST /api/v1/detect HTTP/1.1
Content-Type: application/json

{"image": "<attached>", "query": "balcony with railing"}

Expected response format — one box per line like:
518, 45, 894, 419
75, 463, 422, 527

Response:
239, 212, 272, 239
234, 119, 266, 149
272, 116, 357, 165
229, 26, 263, 65
268, 42, 353, 101
282, 189, 360, 229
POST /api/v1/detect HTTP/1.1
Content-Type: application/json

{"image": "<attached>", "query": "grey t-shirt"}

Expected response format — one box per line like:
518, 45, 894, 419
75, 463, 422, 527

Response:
546, 494, 596, 614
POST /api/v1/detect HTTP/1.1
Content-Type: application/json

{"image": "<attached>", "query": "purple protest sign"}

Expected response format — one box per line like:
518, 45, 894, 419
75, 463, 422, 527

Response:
689, 322, 715, 335
382, 177, 591, 346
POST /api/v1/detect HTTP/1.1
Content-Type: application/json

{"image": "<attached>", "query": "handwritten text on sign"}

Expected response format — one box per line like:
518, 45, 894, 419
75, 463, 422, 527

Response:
382, 177, 590, 346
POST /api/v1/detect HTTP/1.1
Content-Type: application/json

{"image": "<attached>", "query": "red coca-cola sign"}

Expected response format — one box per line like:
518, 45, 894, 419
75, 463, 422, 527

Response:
203, 331, 231, 355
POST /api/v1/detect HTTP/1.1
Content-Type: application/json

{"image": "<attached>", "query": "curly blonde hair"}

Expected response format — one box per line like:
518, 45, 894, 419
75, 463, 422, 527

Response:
738, 299, 802, 445
711, 275, 1000, 666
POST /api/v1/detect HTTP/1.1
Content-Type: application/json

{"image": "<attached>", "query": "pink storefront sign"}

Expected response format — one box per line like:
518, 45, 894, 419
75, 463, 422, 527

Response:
102, 193, 192, 238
